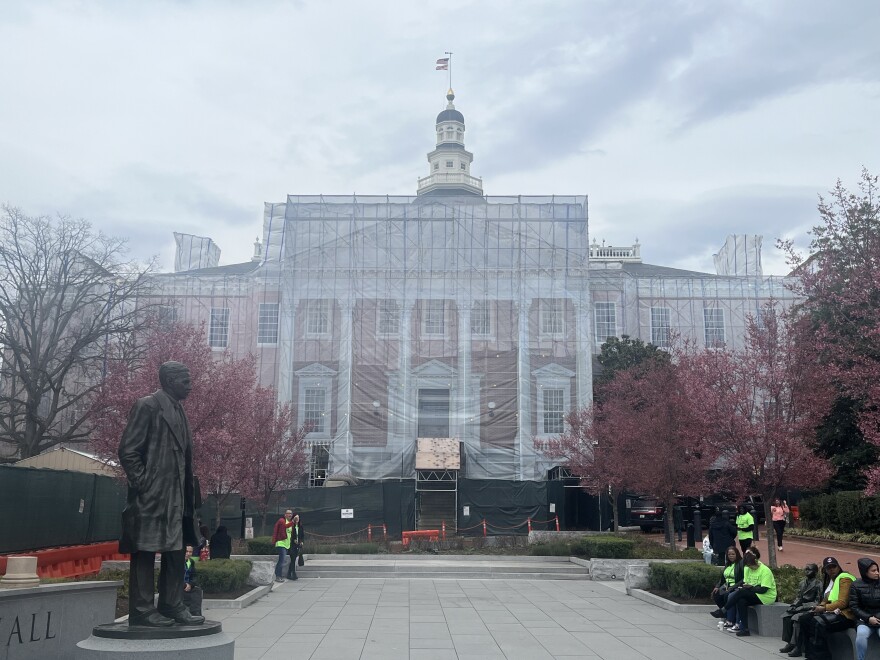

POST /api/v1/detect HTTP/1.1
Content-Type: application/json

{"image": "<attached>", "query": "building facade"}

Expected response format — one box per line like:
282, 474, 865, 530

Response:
152, 91, 798, 490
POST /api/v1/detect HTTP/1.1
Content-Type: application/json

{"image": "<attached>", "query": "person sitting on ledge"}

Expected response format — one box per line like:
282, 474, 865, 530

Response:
722, 547, 777, 637
848, 557, 880, 660
710, 545, 744, 629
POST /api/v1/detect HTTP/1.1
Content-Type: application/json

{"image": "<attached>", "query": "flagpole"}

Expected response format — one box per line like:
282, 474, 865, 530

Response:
445, 51, 453, 89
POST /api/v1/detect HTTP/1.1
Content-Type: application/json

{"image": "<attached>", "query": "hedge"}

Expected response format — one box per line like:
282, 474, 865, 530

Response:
799, 492, 880, 534
649, 562, 721, 599
648, 562, 802, 602
571, 536, 635, 559
787, 527, 880, 546
246, 536, 275, 555
196, 559, 252, 593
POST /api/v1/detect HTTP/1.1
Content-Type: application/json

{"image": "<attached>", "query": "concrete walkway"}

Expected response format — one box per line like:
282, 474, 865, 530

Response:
205, 574, 792, 660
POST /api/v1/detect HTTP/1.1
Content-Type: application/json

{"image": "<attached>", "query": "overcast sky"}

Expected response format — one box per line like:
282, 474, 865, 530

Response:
1, 0, 878, 275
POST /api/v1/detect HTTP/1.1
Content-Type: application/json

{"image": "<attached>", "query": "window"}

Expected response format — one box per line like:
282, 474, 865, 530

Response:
650, 307, 671, 348
303, 387, 326, 434
471, 301, 490, 336
306, 300, 330, 335
460, 163, 466, 170
542, 388, 565, 434
446, 160, 454, 168
208, 307, 229, 348
378, 299, 399, 335
456, 129, 463, 140
594, 302, 616, 344
704, 308, 726, 347
445, 129, 453, 140
257, 302, 279, 344
158, 305, 178, 329
423, 300, 445, 336
540, 299, 564, 335
433, 162, 439, 170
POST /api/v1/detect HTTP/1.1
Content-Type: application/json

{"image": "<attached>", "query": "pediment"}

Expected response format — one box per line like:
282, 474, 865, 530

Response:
533, 363, 575, 379
295, 363, 338, 377
411, 359, 457, 378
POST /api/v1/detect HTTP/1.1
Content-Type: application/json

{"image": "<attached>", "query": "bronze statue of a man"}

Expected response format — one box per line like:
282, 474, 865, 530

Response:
118, 361, 204, 627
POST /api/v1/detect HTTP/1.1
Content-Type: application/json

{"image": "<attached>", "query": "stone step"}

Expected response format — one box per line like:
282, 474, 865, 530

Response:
302, 562, 584, 575
297, 570, 589, 580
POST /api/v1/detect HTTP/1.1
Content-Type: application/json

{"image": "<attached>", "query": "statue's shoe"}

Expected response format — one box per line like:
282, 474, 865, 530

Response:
130, 611, 175, 627
161, 608, 205, 626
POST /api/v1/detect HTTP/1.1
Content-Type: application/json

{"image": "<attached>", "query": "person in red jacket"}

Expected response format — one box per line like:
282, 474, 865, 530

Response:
272, 509, 294, 582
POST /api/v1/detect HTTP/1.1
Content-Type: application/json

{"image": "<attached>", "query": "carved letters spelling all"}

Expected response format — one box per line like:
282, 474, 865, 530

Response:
2, 611, 56, 646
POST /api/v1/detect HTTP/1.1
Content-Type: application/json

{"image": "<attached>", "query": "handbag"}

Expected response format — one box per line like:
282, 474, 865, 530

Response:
298, 553, 305, 566
816, 611, 850, 633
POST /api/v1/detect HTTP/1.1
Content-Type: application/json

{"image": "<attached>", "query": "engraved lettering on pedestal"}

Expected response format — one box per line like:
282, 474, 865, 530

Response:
45, 610, 56, 639
7, 615, 22, 645
29, 612, 41, 642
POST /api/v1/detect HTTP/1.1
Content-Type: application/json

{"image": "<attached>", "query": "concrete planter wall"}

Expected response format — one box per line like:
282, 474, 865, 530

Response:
0, 580, 120, 660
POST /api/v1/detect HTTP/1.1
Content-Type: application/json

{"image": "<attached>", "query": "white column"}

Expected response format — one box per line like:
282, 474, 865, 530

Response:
398, 305, 412, 454
457, 301, 472, 447
574, 297, 593, 408
516, 300, 532, 481
336, 300, 354, 471
276, 294, 297, 405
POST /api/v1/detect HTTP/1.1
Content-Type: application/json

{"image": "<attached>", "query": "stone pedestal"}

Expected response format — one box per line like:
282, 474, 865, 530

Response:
0, 580, 121, 660
75, 621, 233, 659
0, 556, 39, 588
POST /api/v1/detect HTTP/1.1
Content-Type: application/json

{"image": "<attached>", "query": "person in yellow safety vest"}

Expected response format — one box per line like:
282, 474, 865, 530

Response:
272, 509, 294, 583
789, 556, 856, 658
723, 547, 777, 637
182, 545, 203, 617
736, 504, 755, 553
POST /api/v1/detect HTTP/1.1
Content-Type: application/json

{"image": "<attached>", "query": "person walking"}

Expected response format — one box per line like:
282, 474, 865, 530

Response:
849, 557, 880, 660
736, 504, 755, 553
771, 497, 791, 552
287, 514, 304, 580
272, 509, 294, 582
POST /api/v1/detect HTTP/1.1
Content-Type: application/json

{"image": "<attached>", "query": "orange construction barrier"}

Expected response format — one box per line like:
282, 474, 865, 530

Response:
402, 530, 440, 548
0, 541, 128, 579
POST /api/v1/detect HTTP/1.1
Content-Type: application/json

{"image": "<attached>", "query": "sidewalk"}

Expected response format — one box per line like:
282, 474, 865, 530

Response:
205, 573, 791, 660
674, 525, 880, 571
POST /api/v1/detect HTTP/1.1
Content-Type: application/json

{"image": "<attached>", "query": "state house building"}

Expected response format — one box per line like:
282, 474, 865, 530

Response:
154, 89, 797, 502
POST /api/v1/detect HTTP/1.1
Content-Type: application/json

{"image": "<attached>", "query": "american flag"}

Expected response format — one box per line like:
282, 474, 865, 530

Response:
436, 57, 449, 70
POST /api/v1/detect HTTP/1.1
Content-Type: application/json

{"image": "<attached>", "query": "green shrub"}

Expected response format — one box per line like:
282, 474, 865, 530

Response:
246, 536, 276, 555
528, 541, 572, 556
772, 565, 803, 604
571, 536, 635, 559
197, 559, 252, 593
649, 562, 721, 600
799, 492, 880, 534
787, 527, 880, 546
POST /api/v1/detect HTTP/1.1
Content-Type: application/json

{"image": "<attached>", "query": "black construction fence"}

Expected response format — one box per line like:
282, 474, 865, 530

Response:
0, 465, 615, 554
0, 465, 126, 554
